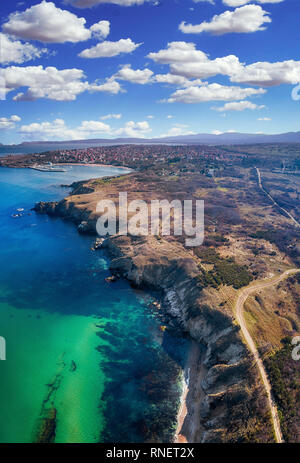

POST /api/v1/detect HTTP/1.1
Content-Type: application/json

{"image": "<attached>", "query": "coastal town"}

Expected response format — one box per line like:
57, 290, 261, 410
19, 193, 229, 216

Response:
0, 144, 244, 171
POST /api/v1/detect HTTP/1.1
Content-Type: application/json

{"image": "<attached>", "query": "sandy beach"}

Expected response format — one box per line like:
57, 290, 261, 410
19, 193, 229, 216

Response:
174, 374, 189, 443
59, 162, 132, 171
174, 341, 207, 444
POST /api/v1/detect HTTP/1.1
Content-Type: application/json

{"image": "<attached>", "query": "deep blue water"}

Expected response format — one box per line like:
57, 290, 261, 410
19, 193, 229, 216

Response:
0, 166, 187, 443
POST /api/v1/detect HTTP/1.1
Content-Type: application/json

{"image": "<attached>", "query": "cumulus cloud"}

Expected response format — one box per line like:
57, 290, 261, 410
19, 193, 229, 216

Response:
2, 65, 123, 102
114, 64, 153, 84
164, 83, 265, 104
115, 120, 151, 137
19, 117, 153, 141
170, 56, 241, 80
89, 77, 123, 94
223, 1, 283, 6
19, 118, 112, 140
79, 38, 141, 58
148, 42, 242, 80
90, 20, 110, 40
258, 116, 272, 120
212, 100, 265, 111
4, 66, 89, 101
100, 113, 122, 120
229, 60, 300, 86
0, 115, 21, 130
148, 42, 300, 88
160, 125, 196, 138
2, 1, 109, 43
148, 41, 208, 64
0, 33, 47, 65
179, 5, 271, 35
155, 73, 190, 86
65, 0, 151, 7
77, 120, 111, 132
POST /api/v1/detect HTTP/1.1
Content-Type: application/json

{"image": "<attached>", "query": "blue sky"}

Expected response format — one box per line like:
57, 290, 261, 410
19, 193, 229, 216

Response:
0, 0, 300, 144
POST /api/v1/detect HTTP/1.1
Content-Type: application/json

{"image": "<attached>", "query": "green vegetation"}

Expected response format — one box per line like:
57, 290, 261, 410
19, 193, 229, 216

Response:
195, 247, 253, 289
249, 230, 277, 243
194, 247, 220, 264
214, 261, 252, 289
265, 337, 300, 442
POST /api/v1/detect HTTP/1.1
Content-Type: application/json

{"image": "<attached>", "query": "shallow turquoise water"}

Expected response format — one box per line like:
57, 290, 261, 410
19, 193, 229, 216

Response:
0, 166, 187, 443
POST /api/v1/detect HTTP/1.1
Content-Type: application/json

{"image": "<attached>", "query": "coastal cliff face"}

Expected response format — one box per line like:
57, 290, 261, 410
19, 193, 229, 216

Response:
103, 235, 273, 443
34, 190, 274, 443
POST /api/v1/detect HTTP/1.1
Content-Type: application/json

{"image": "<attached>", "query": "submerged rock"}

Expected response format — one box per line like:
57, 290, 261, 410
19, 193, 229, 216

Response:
35, 408, 57, 443
105, 275, 118, 283
70, 360, 77, 372
91, 238, 105, 251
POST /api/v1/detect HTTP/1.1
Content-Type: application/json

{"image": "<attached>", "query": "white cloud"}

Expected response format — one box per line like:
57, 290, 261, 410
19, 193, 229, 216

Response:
223, 1, 283, 6
19, 118, 112, 140
90, 20, 110, 40
170, 56, 242, 80
148, 42, 300, 88
148, 42, 242, 80
5, 66, 89, 101
0, 115, 21, 130
2, 1, 110, 44
114, 64, 153, 84
147, 115, 154, 119
2, 65, 122, 102
148, 41, 208, 64
212, 100, 265, 111
0, 33, 47, 65
179, 5, 271, 35
89, 77, 124, 94
65, 0, 151, 7
77, 120, 111, 132
164, 83, 265, 104
258, 117, 272, 120
230, 60, 300, 86
115, 120, 151, 137
79, 38, 141, 58
19, 117, 153, 141
100, 113, 122, 120
160, 126, 196, 138
166, 115, 173, 119
155, 73, 190, 86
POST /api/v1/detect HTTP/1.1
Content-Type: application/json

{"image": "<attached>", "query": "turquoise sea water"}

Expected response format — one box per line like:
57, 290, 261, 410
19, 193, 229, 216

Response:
0, 166, 187, 443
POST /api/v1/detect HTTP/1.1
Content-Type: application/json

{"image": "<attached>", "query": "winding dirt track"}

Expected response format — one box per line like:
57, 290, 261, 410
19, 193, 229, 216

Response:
235, 269, 300, 443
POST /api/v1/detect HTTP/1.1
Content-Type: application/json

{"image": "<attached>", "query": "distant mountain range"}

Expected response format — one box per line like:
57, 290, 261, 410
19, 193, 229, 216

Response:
7, 131, 300, 149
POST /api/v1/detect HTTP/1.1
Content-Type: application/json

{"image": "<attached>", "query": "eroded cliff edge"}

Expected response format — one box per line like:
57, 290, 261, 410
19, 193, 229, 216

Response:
34, 176, 275, 443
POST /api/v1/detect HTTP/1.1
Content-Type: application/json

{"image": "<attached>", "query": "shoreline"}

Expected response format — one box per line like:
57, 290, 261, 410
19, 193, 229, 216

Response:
59, 163, 132, 171
174, 340, 206, 444
0, 161, 133, 172
174, 372, 189, 443
33, 168, 279, 443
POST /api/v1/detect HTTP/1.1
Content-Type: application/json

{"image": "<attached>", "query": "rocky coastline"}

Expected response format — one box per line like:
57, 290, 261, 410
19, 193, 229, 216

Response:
33, 180, 275, 443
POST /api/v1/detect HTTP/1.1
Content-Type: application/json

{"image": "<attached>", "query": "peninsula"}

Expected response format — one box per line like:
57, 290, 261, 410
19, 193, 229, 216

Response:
2, 142, 300, 442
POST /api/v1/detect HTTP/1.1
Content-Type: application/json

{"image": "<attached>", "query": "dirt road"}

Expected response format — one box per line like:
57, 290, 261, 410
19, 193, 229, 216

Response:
235, 268, 300, 443
255, 167, 300, 227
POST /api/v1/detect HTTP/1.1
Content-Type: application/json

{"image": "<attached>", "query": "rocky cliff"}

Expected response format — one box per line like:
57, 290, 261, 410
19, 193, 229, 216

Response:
34, 184, 274, 443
